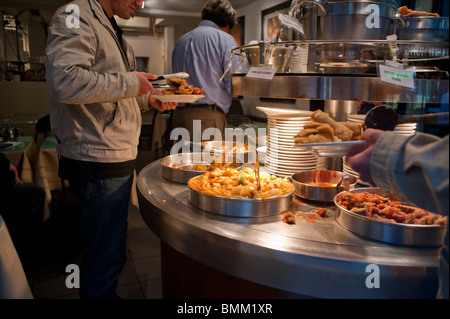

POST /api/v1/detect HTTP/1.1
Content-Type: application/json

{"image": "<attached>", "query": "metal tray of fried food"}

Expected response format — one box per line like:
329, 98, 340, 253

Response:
161, 153, 242, 184
334, 188, 447, 246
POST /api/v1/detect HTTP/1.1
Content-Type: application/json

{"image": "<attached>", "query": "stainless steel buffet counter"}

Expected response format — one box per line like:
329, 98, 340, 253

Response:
231, 74, 448, 103
137, 160, 441, 299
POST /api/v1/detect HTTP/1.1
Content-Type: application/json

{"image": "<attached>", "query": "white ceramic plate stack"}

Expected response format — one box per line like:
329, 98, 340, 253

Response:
342, 157, 373, 186
256, 106, 326, 178
345, 113, 417, 185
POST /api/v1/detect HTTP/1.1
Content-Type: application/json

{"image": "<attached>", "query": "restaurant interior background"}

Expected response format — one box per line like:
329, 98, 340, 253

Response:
0, 0, 449, 299
2, 0, 448, 136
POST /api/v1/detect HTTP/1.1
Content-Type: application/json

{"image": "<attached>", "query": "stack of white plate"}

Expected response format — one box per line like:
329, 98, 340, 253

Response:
342, 157, 372, 186
256, 107, 326, 177
345, 113, 417, 184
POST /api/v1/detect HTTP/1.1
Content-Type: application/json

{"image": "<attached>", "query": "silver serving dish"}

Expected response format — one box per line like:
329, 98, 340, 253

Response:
396, 16, 449, 42
291, 170, 357, 202
161, 153, 242, 184
301, 0, 397, 40
201, 140, 257, 164
189, 186, 294, 218
334, 188, 447, 246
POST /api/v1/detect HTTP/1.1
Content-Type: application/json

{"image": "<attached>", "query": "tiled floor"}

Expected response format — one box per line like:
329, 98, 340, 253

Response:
25, 149, 163, 299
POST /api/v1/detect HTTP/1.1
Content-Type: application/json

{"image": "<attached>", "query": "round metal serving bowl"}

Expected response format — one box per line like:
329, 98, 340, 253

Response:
334, 188, 447, 246
161, 153, 242, 184
302, 0, 397, 40
291, 170, 357, 202
200, 140, 257, 165
396, 16, 449, 42
188, 185, 294, 218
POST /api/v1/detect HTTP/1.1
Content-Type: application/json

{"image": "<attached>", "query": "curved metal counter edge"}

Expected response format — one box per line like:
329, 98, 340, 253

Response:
137, 160, 440, 299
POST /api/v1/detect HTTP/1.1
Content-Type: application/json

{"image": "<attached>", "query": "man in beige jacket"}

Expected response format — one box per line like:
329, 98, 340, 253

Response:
45, 0, 177, 299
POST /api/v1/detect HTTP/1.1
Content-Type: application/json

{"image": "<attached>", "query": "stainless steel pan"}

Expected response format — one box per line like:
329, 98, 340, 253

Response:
291, 170, 357, 202
161, 153, 242, 184
334, 188, 447, 246
189, 187, 294, 218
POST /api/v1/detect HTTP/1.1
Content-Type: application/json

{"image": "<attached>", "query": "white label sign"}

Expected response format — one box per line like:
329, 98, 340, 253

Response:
246, 67, 277, 80
378, 64, 415, 89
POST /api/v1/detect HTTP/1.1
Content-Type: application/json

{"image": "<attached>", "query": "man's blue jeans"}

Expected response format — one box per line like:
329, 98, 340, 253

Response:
70, 174, 133, 299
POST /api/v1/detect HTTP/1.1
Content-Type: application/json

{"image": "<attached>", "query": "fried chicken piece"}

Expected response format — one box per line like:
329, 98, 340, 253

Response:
397, 5, 411, 16
306, 133, 333, 143
340, 122, 364, 140
294, 136, 309, 144
311, 110, 354, 141
397, 5, 439, 17
168, 77, 187, 85
316, 123, 336, 141
296, 128, 319, 137
162, 89, 176, 95
303, 121, 323, 129
179, 84, 194, 95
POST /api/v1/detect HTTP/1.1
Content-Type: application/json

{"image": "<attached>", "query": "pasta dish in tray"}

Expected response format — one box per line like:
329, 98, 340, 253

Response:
188, 168, 294, 200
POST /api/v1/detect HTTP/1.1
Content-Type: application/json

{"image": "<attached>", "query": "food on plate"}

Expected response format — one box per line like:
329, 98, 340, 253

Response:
162, 77, 205, 95
397, 5, 439, 17
294, 110, 364, 144
188, 168, 294, 200
336, 191, 447, 225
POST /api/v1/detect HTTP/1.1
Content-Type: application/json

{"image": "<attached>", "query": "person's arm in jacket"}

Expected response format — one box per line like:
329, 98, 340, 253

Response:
45, 6, 151, 104
347, 129, 449, 215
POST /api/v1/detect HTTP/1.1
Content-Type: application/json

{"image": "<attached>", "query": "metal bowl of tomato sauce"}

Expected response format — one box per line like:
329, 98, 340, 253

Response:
291, 170, 357, 202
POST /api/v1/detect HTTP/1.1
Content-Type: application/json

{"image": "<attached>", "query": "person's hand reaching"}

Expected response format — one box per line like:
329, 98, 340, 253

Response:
345, 128, 384, 185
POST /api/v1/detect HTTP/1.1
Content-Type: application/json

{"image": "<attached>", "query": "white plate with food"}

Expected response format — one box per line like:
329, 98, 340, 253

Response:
295, 140, 368, 157
152, 95, 205, 103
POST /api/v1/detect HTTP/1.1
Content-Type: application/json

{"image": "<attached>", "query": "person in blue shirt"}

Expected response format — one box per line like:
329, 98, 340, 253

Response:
171, 0, 240, 142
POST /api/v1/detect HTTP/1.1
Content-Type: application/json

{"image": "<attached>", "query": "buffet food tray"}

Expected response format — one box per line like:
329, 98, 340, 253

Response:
161, 153, 241, 184
189, 187, 294, 218
334, 188, 447, 246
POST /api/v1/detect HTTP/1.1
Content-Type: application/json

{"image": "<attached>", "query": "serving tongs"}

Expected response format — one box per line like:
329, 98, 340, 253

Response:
150, 72, 190, 88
